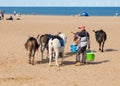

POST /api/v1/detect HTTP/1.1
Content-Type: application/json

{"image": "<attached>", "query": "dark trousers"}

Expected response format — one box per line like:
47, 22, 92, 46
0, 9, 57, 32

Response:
76, 46, 87, 62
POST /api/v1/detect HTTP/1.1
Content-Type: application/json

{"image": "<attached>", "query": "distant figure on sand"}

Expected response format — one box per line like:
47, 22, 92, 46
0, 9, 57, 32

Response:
13, 10, 16, 16
16, 14, 21, 20
73, 25, 90, 66
0, 10, 4, 20
6, 16, 13, 20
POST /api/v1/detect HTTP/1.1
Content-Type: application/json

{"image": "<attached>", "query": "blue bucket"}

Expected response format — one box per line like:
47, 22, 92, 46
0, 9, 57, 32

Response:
70, 44, 77, 53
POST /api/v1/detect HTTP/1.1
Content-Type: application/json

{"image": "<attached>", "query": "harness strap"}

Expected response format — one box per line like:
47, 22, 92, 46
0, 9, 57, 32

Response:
52, 36, 64, 47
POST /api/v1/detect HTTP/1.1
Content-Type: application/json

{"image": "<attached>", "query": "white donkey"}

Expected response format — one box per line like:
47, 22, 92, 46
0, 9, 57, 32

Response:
48, 32, 67, 66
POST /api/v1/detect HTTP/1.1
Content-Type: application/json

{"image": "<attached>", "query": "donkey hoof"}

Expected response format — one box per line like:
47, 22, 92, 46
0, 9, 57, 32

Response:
32, 62, 35, 65
29, 61, 31, 64
101, 50, 104, 52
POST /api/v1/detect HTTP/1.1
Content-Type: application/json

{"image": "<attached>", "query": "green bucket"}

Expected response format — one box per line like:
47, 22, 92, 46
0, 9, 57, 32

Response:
86, 50, 95, 61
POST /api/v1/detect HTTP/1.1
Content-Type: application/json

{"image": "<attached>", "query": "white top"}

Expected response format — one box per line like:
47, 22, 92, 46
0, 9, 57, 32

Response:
77, 37, 88, 48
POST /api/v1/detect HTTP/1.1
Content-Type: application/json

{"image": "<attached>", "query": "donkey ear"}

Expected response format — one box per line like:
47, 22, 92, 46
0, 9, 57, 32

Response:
36, 34, 40, 39
57, 32, 62, 35
28, 36, 31, 38
58, 32, 62, 34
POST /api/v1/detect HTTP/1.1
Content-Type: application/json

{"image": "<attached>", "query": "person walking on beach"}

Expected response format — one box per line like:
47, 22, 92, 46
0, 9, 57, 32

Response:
74, 25, 90, 66
13, 10, 16, 16
0, 10, 4, 20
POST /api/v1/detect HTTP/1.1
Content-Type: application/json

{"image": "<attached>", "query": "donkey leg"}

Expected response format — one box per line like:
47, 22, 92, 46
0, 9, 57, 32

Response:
32, 57, 35, 65
49, 54, 52, 66
99, 42, 101, 51
101, 41, 105, 52
29, 51, 32, 64
32, 50, 36, 65
47, 50, 49, 59
60, 52, 64, 65
41, 51, 43, 61
46, 47, 49, 59
40, 47, 45, 61
55, 50, 59, 67
49, 48, 52, 66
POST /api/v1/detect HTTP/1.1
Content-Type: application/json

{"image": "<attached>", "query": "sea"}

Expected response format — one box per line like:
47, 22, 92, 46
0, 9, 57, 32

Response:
0, 7, 120, 16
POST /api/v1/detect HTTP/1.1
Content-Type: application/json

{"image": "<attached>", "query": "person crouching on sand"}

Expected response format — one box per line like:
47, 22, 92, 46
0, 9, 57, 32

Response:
74, 25, 90, 66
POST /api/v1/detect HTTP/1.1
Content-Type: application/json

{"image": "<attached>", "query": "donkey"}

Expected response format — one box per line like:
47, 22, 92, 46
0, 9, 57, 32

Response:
37, 34, 54, 61
48, 32, 67, 66
25, 37, 39, 65
93, 29, 107, 52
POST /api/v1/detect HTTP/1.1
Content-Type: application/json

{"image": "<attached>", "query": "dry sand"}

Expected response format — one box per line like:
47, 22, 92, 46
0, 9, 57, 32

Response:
0, 15, 120, 86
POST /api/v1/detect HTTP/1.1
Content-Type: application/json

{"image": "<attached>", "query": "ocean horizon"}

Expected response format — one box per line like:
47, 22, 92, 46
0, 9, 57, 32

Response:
0, 7, 120, 16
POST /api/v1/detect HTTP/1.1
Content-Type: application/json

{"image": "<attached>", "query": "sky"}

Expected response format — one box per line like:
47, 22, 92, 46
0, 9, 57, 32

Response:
0, 0, 120, 7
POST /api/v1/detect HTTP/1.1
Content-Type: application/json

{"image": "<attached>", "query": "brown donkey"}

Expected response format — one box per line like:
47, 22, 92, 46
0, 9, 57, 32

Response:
93, 29, 107, 52
25, 37, 39, 65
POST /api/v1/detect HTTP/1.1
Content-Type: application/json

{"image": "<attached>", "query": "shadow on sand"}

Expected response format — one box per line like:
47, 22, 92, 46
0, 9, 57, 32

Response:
87, 60, 110, 65
62, 60, 110, 66
36, 58, 49, 64
62, 61, 76, 66
64, 52, 76, 58
92, 50, 97, 53
104, 49, 118, 52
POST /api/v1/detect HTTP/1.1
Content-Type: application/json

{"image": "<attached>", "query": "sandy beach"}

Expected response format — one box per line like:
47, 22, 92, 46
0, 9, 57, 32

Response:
0, 15, 120, 86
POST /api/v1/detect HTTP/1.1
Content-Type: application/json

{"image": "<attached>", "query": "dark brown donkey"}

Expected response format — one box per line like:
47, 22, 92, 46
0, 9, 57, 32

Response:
37, 34, 54, 61
93, 29, 107, 52
25, 37, 39, 65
